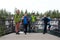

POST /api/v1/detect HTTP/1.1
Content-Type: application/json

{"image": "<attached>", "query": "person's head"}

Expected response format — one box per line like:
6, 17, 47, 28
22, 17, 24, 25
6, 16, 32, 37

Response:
24, 13, 27, 16
16, 9, 20, 14
44, 15, 46, 17
32, 13, 35, 15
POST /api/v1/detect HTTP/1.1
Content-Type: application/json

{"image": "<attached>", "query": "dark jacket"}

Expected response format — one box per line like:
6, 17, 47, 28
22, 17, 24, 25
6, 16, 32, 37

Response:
42, 17, 50, 24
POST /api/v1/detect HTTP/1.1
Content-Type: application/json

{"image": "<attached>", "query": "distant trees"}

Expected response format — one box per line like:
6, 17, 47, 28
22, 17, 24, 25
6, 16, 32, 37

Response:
0, 9, 11, 20
0, 8, 60, 19
44, 10, 60, 18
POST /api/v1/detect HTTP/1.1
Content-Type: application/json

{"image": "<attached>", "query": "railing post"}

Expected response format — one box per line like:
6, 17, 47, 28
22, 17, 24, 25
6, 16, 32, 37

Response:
58, 19, 60, 31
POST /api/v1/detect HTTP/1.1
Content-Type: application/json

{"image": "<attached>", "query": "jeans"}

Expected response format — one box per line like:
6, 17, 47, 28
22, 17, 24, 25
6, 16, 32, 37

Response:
43, 23, 51, 34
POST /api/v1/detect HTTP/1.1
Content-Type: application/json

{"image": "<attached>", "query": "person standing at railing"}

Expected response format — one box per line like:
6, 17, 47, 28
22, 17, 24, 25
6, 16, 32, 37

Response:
14, 9, 21, 34
22, 13, 29, 35
42, 15, 51, 34
31, 13, 36, 32
27, 14, 31, 33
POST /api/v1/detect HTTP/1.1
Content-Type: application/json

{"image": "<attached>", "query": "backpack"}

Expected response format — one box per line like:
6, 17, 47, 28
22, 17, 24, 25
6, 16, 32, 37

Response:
23, 16, 28, 24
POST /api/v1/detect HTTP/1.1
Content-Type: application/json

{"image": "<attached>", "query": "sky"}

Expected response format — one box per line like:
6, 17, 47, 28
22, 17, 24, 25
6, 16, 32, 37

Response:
0, 0, 60, 14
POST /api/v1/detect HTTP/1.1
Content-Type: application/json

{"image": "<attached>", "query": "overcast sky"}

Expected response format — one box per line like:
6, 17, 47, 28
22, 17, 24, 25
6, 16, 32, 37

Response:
0, 0, 60, 14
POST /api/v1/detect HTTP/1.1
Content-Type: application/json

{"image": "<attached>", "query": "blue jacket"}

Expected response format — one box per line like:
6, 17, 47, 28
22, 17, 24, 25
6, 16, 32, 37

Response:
23, 16, 28, 24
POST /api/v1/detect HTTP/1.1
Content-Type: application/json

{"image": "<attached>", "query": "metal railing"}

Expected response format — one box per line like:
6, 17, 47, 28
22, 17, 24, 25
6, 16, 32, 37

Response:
0, 19, 60, 36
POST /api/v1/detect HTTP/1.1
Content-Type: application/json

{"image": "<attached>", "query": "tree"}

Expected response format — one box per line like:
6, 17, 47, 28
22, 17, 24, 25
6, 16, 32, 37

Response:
25, 9, 28, 14
0, 9, 12, 19
36, 11, 39, 16
40, 13, 43, 18
20, 10, 24, 17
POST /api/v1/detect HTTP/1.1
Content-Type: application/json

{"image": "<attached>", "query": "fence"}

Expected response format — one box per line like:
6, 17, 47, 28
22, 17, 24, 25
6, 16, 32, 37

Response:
0, 19, 5, 36
0, 18, 60, 36
0, 19, 15, 36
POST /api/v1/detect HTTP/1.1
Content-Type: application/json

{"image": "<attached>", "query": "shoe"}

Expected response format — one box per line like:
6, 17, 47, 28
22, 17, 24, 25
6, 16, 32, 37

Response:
43, 33, 45, 34
25, 33, 27, 35
43, 32, 46, 34
16, 32, 20, 35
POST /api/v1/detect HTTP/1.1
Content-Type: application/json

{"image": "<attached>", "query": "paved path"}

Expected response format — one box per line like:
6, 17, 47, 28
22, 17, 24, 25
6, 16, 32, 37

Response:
0, 33, 60, 40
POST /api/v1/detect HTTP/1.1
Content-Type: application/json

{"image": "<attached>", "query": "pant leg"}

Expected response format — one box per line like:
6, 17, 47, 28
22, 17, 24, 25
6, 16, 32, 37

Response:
24, 24, 27, 34
31, 22, 35, 32
43, 24, 47, 34
25, 25, 27, 33
48, 24, 51, 28
28, 23, 31, 32
48, 23, 51, 30
31, 22, 33, 32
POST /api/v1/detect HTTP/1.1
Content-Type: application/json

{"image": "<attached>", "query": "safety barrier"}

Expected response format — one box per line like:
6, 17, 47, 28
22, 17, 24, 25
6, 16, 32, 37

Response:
0, 19, 60, 36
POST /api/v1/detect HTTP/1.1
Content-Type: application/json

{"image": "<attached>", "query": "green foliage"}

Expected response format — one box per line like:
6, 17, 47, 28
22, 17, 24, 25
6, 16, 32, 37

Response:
0, 9, 60, 19
0, 9, 12, 20
44, 10, 60, 18
0, 25, 6, 36
25, 9, 28, 14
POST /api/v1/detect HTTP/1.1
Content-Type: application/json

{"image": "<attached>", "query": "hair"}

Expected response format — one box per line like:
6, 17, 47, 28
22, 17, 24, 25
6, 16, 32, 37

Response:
16, 9, 20, 14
